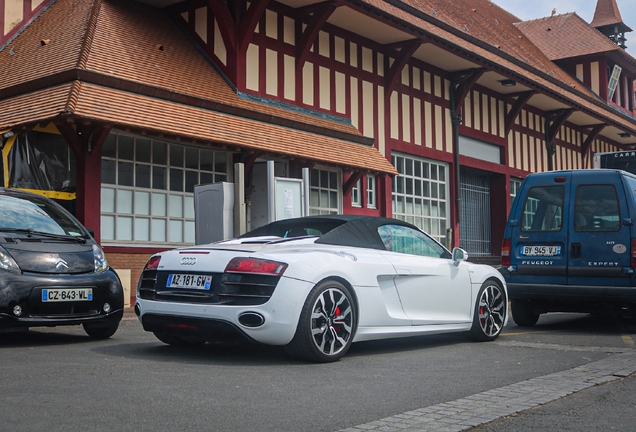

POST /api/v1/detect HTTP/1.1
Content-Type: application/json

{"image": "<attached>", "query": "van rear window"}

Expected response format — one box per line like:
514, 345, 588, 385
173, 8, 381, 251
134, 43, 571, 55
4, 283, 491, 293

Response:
574, 185, 620, 232
521, 186, 563, 232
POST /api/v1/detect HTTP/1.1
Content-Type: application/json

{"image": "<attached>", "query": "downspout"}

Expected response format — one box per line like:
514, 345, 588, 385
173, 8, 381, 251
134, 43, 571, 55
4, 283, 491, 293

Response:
449, 74, 473, 250
450, 109, 462, 249
544, 116, 555, 171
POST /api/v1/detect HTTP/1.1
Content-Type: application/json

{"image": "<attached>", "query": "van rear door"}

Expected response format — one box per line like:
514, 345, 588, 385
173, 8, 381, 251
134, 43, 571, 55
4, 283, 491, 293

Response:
567, 171, 632, 287
508, 173, 569, 286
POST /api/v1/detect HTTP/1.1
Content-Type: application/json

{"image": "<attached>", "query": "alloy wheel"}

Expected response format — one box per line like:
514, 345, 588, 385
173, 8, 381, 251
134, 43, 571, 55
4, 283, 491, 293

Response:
477, 283, 506, 337
310, 287, 353, 356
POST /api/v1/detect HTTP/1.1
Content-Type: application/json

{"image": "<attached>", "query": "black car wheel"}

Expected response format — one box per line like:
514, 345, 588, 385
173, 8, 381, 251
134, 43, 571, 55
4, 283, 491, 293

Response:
469, 280, 506, 341
83, 323, 119, 339
285, 280, 356, 363
511, 300, 540, 327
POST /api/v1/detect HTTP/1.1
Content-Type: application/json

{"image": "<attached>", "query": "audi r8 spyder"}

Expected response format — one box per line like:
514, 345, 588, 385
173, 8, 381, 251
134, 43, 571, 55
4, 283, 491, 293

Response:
0, 189, 124, 338
136, 215, 507, 362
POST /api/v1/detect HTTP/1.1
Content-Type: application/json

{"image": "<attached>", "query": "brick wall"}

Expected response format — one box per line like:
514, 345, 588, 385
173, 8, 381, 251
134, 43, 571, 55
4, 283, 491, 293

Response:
106, 252, 152, 306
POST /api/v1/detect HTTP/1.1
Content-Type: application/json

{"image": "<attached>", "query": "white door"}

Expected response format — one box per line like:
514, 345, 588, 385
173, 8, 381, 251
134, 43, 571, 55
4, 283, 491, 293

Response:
378, 224, 472, 325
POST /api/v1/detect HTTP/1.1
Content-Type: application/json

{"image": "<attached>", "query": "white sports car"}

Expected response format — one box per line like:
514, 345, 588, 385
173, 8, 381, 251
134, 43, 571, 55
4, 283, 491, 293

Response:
135, 216, 507, 362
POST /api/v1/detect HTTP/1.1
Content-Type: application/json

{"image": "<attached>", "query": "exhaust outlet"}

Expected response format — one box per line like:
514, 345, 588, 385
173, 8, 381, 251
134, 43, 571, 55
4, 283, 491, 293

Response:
238, 312, 265, 327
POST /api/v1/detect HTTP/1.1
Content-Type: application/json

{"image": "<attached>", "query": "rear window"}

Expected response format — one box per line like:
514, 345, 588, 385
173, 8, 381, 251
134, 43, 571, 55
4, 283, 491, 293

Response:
574, 184, 620, 232
241, 219, 346, 238
520, 186, 563, 232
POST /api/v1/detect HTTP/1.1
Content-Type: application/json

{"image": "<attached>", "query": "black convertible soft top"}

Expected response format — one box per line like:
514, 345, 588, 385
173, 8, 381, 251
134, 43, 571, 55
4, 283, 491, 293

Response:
242, 215, 430, 251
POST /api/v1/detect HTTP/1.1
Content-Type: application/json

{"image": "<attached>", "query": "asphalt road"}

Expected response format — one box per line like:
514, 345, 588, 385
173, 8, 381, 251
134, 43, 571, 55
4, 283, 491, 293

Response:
1, 312, 634, 431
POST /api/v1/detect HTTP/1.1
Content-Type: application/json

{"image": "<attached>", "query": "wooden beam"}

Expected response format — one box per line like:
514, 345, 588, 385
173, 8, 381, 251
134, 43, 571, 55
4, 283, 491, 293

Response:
238, 0, 273, 53
544, 109, 574, 170
296, 1, 343, 72
55, 121, 81, 154
207, 0, 236, 49
343, 171, 364, 195
581, 124, 606, 159
450, 69, 486, 117
504, 91, 535, 133
244, 151, 261, 174
546, 109, 574, 143
385, 39, 422, 97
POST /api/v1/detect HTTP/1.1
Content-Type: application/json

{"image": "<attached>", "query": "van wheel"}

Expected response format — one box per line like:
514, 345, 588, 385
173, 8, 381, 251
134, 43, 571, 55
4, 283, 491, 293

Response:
469, 280, 506, 341
511, 300, 540, 327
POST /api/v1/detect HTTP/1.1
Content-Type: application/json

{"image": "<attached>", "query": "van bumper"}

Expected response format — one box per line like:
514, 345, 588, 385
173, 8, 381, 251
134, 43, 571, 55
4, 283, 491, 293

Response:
508, 283, 636, 303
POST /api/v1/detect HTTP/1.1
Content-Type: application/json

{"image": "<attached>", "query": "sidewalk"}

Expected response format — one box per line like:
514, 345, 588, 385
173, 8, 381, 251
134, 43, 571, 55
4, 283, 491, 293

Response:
339, 350, 636, 432
122, 307, 137, 319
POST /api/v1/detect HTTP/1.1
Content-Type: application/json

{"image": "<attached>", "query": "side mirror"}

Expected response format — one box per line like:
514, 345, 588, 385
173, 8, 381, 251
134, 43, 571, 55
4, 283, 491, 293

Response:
86, 228, 95, 238
452, 247, 468, 265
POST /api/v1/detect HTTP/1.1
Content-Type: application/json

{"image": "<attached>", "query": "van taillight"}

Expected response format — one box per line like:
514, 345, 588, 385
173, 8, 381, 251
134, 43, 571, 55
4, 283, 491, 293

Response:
502, 238, 511, 266
632, 239, 636, 268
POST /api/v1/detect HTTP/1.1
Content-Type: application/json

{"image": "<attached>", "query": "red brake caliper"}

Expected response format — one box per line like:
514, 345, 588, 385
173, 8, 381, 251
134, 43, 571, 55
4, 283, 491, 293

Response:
333, 306, 341, 332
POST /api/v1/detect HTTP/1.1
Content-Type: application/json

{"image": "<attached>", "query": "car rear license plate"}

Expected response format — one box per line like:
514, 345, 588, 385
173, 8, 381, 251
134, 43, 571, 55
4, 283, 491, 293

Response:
167, 274, 212, 290
520, 245, 561, 257
42, 288, 93, 302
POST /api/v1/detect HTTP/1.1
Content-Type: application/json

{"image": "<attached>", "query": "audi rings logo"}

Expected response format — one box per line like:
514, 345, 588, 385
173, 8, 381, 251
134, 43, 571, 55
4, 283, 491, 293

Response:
181, 257, 197, 265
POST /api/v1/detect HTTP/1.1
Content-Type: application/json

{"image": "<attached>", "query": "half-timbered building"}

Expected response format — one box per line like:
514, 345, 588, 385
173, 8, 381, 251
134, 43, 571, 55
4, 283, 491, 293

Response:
1, 0, 635, 303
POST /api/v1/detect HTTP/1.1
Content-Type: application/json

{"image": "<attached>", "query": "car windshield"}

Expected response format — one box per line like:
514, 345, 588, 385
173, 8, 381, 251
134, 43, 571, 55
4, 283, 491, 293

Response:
0, 194, 87, 237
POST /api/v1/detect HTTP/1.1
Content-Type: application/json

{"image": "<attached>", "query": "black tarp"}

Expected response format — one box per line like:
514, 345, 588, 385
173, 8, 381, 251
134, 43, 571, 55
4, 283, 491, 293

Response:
8, 130, 75, 192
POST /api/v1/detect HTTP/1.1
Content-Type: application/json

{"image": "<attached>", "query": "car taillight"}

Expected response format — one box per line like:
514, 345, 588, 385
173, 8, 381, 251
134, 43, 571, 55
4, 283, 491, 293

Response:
501, 238, 511, 267
224, 257, 288, 276
144, 255, 162, 271
631, 239, 636, 268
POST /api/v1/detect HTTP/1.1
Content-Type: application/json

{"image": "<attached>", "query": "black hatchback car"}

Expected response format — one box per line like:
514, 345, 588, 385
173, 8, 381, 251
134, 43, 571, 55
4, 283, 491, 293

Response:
0, 188, 124, 338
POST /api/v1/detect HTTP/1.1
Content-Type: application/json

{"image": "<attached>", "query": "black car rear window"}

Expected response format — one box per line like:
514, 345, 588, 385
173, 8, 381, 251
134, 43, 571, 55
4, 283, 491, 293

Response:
241, 219, 347, 238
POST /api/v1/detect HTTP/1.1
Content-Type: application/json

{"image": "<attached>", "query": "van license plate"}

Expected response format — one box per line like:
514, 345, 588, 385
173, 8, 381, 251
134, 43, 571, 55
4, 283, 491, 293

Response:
167, 274, 212, 290
521, 246, 561, 257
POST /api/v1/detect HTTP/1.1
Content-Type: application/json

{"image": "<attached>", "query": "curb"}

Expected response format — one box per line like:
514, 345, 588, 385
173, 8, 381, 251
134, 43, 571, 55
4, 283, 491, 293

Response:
339, 350, 636, 432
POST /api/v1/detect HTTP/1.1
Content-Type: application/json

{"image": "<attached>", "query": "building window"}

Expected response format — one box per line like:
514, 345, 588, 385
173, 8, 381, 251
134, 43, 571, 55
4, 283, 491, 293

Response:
366, 174, 376, 209
100, 133, 230, 245
351, 178, 361, 207
510, 177, 522, 203
608, 64, 622, 102
309, 166, 341, 215
392, 153, 449, 244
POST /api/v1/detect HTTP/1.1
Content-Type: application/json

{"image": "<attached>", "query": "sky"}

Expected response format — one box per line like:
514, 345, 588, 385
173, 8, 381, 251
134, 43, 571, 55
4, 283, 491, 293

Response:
489, 0, 636, 56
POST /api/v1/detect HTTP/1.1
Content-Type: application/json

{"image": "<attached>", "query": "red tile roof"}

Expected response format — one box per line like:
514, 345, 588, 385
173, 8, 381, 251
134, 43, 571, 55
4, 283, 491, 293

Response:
515, 13, 622, 60
394, 0, 587, 94
363, 0, 636, 133
0, 0, 397, 174
0, 84, 74, 127
0, 81, 397, 174
2, 0, 636, 154
591, 0, 632, 31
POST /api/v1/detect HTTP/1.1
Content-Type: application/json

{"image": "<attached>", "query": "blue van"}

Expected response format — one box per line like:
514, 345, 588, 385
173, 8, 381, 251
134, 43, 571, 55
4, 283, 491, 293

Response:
501, 169, 636, 326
